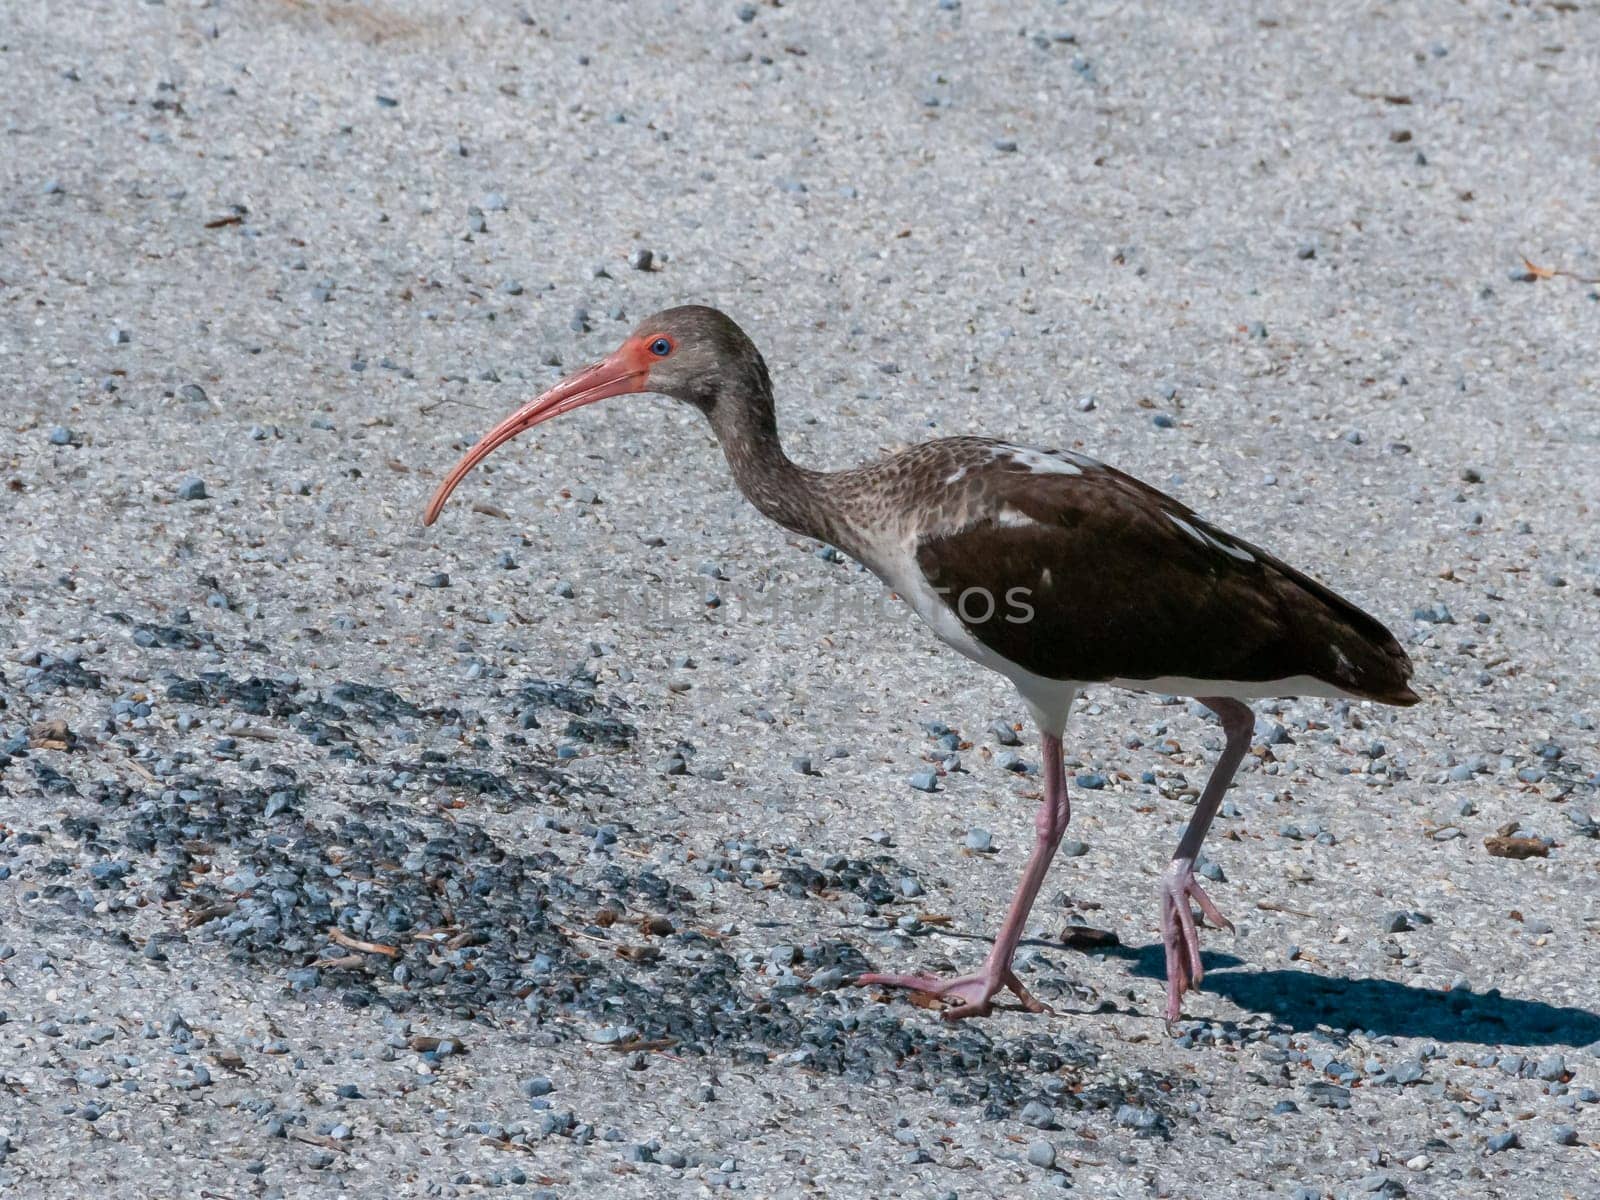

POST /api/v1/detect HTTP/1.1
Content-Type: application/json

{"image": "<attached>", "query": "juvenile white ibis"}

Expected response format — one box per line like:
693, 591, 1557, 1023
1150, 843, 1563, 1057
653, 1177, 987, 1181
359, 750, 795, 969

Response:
424, 305, 1417, 1022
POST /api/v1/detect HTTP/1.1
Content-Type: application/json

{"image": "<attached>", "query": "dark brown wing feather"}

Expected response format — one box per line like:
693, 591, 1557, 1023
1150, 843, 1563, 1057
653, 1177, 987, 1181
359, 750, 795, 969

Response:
915, 457, 1418, 705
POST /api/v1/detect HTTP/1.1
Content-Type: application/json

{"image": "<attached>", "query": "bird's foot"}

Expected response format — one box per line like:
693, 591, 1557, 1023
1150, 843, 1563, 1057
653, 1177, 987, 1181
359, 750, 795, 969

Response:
857, 963, 1051, 1021
1159, 860, 1234, 1022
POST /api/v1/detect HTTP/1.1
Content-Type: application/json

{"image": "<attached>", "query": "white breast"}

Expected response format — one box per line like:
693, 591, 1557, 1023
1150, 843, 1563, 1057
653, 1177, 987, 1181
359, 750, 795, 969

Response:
862, 532, 1080, 736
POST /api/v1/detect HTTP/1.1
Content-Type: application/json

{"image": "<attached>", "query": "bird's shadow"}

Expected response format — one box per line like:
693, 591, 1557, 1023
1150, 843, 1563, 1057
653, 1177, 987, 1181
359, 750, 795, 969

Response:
1096, 939, 1600, 1048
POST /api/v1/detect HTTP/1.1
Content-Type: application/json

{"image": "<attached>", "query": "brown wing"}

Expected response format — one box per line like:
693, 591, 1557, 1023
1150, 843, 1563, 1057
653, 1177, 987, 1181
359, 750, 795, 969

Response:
915, 456, 1417, 704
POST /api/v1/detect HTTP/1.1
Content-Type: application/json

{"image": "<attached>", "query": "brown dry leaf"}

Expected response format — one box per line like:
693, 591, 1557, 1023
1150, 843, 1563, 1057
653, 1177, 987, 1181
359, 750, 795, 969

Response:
27, 718, 73, 750
1257, 899, 1315, 918
310, 953, 366, 970
328, 926, 399, 957
182, 901, 236, 928
289, 1130, 349, 1153
1059, 925, 1120, 950
1521, 255, 1600, 283
1484, 835, 1549, 860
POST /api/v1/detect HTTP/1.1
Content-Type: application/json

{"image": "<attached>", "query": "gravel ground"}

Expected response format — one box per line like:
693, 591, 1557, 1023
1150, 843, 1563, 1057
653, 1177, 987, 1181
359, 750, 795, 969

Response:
3, 1, 1599, 1197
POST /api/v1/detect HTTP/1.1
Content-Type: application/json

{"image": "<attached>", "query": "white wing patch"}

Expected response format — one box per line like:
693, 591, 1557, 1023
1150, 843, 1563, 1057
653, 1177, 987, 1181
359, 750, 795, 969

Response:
994, 505, 1042, 528
1166, 512, 1255, 563
992, 444, 1094, 477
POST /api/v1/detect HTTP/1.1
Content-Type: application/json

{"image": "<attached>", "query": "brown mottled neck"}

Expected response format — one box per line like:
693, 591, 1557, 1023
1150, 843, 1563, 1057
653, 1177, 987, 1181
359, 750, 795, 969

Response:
703, 353, 845, 550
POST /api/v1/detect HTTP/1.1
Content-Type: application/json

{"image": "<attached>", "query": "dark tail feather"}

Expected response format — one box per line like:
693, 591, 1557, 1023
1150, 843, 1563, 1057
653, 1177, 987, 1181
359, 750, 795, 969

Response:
1273, 558, 1420, 707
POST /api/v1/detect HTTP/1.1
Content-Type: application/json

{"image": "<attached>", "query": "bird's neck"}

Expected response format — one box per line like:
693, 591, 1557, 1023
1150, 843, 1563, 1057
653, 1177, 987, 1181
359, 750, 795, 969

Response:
708, 373, 841, 549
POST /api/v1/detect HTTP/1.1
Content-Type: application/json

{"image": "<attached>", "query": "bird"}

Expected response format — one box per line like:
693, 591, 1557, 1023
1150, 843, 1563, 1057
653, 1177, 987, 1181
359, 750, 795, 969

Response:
423, 304, 1418, 1022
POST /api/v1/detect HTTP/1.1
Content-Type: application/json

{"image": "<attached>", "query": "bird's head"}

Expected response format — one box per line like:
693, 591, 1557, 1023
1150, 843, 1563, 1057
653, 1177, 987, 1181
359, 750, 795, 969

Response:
423, 304, 763, 525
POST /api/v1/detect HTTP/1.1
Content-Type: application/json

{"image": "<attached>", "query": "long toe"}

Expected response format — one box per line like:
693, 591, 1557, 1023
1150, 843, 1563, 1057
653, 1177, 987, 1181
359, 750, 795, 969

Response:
858, 966, 1045, 1020
856, 972, 957, 995
1185, 876, 1235, 933
1158, 864, 1236, 1019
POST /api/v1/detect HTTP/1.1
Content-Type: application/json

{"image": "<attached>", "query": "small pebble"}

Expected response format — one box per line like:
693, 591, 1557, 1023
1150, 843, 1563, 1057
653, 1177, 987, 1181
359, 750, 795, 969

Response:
1535, 1053, 1566, 1081
1019, 1100, 1054, 1128
1381, 911, 1412, 934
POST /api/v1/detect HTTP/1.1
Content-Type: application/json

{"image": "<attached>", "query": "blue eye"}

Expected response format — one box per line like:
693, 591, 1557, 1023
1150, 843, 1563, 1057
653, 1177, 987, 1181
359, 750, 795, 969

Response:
648, 337, 672, 357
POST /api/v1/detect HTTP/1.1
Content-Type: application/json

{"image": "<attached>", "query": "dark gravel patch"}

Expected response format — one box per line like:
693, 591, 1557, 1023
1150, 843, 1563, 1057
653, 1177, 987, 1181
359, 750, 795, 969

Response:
0, 764, 1192, 1123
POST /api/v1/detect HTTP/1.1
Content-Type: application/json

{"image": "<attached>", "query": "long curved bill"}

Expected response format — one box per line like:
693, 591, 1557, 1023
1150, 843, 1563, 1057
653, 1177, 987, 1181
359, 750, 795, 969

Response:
423, 346, 649, 526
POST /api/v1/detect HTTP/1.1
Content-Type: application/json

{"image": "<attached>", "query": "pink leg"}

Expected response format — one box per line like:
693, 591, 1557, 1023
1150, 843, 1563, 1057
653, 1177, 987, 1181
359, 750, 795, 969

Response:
860, 728, 1070, 1020
1159, 697, 1252, 1021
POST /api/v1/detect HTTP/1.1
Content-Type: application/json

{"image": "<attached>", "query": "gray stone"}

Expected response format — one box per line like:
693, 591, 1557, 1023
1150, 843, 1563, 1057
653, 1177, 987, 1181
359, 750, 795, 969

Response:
1019, 1100, 1054, 1128
1534, 1053, 1566, 1081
